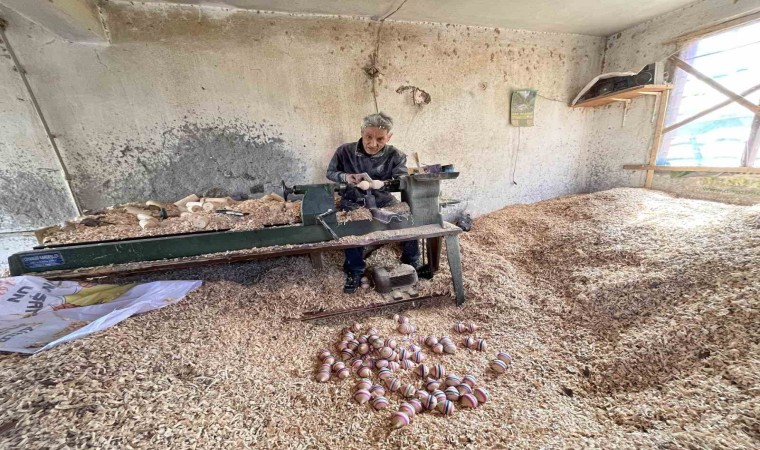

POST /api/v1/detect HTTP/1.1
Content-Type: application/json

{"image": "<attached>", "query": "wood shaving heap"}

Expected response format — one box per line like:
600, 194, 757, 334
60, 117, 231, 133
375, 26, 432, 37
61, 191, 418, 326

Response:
43, 197, 303, 245
1, 188, 757, 449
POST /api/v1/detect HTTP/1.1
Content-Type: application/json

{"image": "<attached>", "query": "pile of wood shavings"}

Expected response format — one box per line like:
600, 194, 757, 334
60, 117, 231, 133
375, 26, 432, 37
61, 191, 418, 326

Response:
0, 188, 757, 449
45, 198, 303, 245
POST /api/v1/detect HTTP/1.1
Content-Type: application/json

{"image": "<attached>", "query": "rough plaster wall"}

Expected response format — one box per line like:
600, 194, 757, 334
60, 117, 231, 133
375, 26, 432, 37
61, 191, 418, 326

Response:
586, 97, 655, 192
364, 20, 601, 213
603, 0, 760, 72
588, 0, 760, 204
0, 0, 106, 42
0, 30, 77, 232
3, 2, 603, 220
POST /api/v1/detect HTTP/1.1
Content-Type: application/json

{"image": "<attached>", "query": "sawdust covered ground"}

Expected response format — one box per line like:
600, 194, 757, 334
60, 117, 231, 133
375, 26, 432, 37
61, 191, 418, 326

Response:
0, 188, 757, 449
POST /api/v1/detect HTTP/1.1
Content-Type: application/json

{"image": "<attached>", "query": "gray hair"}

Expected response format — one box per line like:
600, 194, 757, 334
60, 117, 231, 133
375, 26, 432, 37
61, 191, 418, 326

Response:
362, 112, 393, 132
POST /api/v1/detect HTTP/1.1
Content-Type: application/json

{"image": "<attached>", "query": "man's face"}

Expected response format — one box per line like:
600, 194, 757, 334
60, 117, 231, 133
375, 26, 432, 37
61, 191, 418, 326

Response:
361, 127, 392, 155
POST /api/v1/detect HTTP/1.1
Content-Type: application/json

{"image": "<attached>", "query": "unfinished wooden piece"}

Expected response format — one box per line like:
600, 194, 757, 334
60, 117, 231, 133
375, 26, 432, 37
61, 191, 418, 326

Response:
185, 202, 204, 213
188, 214, 209, 229
357, 181, 371, 190
645, 90, 671, 188
201, 197, 230, 204
138, 218, 159, 230
262, 193, 285, 203
174, 194, 199, 207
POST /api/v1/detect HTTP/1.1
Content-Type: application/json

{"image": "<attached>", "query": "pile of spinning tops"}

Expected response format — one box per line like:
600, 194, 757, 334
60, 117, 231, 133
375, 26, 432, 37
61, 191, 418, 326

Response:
313, 315, 513, 429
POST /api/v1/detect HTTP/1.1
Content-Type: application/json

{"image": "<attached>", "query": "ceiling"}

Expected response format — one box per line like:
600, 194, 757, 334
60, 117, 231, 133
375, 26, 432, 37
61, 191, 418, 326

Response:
132, 0, 700, 36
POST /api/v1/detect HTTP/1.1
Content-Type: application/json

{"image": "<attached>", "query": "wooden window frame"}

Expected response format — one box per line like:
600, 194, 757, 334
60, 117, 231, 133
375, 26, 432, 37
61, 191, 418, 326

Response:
625, 13, 760, 185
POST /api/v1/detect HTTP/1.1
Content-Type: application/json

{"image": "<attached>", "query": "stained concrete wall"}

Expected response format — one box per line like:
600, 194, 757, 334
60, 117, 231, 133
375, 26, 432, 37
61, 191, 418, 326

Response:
588, 0, 760, 204
1, 1, 604, 226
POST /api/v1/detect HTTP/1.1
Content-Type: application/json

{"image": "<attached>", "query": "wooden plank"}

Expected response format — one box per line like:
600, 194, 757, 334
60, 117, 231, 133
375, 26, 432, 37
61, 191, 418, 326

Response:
664, 11, 760, 44
670, 57, 760, 114
663, 83, 760, 134
573, 85, 671, 108
646, 90, 670, 188
624, 165, 760, 173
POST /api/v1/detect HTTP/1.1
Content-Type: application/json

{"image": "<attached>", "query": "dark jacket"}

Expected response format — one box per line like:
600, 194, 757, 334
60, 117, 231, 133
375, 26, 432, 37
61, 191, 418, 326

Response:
326, 139, 409, 209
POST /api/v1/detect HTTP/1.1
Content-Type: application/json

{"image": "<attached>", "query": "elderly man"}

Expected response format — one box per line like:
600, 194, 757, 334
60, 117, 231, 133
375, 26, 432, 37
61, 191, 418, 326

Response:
326, 112, 420, 293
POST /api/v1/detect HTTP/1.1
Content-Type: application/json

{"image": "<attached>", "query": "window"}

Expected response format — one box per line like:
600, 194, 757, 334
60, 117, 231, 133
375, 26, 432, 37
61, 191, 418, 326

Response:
658, 21, 760, 168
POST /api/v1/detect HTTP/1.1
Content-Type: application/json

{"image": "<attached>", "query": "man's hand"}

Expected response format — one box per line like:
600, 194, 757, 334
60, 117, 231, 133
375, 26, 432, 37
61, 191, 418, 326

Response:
345, 174, 363, 184
345, 173, 372, 184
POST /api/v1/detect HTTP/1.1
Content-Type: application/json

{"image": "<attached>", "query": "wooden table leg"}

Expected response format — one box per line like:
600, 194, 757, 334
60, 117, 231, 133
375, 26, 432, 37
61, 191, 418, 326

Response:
445, 234, 465, 305
426, 236, 442, 273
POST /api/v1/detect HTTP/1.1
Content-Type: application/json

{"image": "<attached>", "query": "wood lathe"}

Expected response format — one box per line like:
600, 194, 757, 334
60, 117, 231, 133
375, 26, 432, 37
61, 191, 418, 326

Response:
8, 172, 465, 304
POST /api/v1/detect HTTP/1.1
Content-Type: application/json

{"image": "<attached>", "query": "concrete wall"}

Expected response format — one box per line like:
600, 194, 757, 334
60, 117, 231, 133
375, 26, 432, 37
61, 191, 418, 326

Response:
1, 0, 603, 227
0, 29, 78, 233
587, 0, 760, 204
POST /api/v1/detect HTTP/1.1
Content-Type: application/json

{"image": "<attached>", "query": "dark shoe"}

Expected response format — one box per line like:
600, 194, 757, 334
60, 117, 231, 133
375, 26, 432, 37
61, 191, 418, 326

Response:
343, 273, 362, 293
416, 264, 434, 280
401, 259, 434, 280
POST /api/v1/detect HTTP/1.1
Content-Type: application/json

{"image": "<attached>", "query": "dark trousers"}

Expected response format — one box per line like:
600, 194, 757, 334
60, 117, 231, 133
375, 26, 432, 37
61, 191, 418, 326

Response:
344, 240, 420, 275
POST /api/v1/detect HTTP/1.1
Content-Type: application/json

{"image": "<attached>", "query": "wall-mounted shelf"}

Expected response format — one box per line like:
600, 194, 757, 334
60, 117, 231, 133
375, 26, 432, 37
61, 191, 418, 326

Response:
572, 84, 672, 108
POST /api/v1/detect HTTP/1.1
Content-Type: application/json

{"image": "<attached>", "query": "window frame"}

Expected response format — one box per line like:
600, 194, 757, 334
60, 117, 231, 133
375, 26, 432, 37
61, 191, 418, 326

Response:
657, 20, 760, 170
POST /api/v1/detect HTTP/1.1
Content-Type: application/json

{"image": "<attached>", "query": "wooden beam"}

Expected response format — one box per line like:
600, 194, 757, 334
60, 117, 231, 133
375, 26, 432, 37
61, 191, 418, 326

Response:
624, 165, 760, 173
748, 99, 760, 167
670, 56, 760, 114
646, 90, 670, 188
664, 11, 760, 44
292, 295, 451, 322
663, 83, 760, 134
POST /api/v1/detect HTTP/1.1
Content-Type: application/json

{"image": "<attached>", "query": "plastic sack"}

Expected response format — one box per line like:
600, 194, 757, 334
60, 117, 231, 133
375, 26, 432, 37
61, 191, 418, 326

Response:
0, 276, 201, 354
